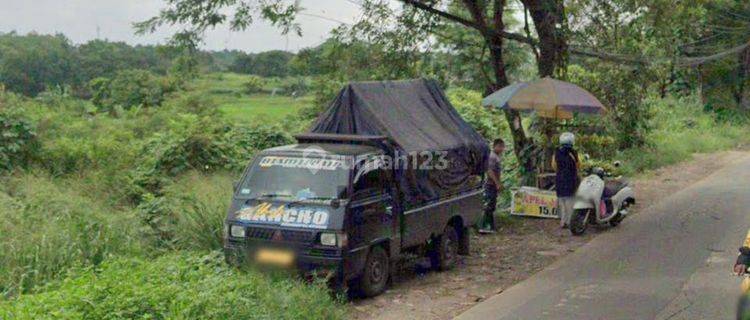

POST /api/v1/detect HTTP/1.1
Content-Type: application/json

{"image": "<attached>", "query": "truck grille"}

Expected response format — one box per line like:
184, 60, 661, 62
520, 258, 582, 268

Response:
245, 227, 316, 244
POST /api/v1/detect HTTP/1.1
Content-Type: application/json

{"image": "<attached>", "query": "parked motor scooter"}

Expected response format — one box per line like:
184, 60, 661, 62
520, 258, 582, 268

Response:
569, 164, 636, 236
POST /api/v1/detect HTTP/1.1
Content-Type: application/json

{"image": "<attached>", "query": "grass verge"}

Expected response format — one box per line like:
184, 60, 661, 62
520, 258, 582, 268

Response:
0, 251, 344, 320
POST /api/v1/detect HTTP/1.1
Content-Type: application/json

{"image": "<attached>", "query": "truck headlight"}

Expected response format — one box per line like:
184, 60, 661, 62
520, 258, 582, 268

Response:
319, 232, 347, 247
230, 225, 246, 238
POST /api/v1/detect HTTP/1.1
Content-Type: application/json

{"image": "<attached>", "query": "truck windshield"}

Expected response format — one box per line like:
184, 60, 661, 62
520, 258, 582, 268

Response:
238, 155, 349, 200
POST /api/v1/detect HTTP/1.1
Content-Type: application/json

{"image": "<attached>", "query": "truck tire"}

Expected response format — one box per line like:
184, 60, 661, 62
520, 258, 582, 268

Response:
570, 209, 590, 236
458, 226, 470, 256
358, 246, 389, 297
431, 225, 459, 271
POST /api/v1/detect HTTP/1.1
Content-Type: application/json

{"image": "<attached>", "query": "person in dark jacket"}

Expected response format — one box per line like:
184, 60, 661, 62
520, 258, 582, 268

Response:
552, 132, 580, 229
734, 230, 750, 275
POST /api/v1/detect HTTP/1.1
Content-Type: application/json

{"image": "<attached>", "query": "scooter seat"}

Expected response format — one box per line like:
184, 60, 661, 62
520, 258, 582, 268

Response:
603, 180, 628, 198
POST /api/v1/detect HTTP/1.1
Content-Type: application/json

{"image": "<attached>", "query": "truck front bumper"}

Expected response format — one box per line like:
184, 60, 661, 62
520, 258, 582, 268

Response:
223, 239, 366, 282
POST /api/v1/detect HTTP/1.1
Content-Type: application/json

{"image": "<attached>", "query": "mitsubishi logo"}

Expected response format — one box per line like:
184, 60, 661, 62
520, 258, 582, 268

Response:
272, 230, 284, 242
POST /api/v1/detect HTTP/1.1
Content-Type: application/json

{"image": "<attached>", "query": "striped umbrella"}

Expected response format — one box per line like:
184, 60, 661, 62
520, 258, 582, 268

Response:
482, 77, 606, 119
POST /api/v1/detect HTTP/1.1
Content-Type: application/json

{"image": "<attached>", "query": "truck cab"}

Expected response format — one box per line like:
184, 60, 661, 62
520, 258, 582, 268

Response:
224, 136, 482, 297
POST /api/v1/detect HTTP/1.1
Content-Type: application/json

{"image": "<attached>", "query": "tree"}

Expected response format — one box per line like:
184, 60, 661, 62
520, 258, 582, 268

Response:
135, 0, 558, 182
698, 0, 750, 110
0, 32, 78, 96
229, 52, 256, 74
251, 50, 293, 77
90, 69, 172, 111
228, 50, 293, 77
77, 40, 172, 82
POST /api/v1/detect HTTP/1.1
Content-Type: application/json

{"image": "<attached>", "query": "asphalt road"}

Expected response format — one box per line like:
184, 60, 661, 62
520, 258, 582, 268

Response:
457, 156, 750, 320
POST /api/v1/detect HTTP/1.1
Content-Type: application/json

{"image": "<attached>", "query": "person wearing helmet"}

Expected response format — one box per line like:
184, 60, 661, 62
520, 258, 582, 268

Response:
552, 132, 580, 231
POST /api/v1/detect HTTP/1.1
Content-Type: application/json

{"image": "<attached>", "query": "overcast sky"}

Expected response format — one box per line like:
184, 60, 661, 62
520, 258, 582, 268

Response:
0, 0, 365, 53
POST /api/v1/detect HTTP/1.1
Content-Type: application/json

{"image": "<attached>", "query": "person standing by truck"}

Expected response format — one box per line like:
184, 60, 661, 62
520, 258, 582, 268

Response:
481, 138, 505, 234
552, 132, 580, 230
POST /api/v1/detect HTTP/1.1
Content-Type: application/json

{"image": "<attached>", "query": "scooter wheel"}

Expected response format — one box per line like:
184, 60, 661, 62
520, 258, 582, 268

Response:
737, 294, 750, 320
609, 213, 624, 227
570, 209, 590, 236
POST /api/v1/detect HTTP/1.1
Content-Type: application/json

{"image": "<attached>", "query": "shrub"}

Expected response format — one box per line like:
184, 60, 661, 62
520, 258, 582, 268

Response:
280, 77, 310, 97
0, 107, 37, 171
447, 87, 507, 141
568, 64, 653, 148
89, 69, 172, 111
0, 252, 345, 320
577, 134, 617, 160
228, 123, 295, 163
242, 75, 266, 94
298, 77, 344, 120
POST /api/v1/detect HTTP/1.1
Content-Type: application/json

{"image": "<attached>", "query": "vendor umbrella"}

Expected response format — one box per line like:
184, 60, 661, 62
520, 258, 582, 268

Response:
482, 77, 606, 119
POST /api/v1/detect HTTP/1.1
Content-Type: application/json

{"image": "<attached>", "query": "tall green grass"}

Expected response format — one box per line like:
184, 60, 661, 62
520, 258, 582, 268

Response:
0, 252, 344, 320
617, 95, 750, 174
182, 72, 311, 123
0, 174, 142, 297
161, 171, 235, 251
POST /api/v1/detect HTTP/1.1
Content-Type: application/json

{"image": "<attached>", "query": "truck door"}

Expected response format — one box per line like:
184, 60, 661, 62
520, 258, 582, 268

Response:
349, 157, 399, 255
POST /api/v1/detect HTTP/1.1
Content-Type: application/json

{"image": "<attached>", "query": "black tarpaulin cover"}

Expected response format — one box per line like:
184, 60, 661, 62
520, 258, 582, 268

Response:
309, 79, 489, 207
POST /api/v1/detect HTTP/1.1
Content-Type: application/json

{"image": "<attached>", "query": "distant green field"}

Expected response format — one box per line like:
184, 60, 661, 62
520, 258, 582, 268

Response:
186, 72, 311, 123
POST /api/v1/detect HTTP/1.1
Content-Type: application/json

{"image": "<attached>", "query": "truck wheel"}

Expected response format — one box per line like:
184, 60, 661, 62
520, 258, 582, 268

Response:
570, 209, 590, 236
431, 225, 459, 271
358, 246, 389, 297
458, 226, 470, 256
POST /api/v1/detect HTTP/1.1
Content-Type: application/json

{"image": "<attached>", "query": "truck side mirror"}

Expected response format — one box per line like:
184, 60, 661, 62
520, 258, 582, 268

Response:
233, 181, 239, 192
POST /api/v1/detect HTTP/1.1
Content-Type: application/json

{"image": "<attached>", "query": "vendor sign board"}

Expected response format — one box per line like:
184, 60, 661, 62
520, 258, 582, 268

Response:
511, 187, 559, 219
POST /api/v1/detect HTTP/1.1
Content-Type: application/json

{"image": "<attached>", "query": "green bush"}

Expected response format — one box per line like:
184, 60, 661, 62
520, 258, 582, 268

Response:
568, 64, 652, 148
298, 77, 344, 120
0, 105, 37, 171
89, 69, 173, 111
242, 75, 266, 94
446, 87, 507, 141
127, 115, 236, 200
228, 123, 295, 162
0, 252, 345, 320
280, 77, 310, 97
577, 134, 617, 160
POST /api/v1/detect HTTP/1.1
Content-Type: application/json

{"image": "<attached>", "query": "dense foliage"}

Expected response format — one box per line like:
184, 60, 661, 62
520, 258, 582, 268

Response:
0, 98, 37, 171
0, 33, 78, 96
90, 69, 175, 111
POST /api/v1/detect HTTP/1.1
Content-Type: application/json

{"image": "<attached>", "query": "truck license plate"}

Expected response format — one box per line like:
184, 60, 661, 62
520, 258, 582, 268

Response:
256, 249, 294, 266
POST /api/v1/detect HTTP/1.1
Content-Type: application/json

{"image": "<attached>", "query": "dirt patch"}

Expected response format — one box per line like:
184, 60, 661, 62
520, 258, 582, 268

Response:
347, 151, 750, 320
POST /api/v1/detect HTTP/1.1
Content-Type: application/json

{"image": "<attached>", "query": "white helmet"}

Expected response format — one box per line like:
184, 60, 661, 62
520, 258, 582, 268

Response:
559, 132, 575, 146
